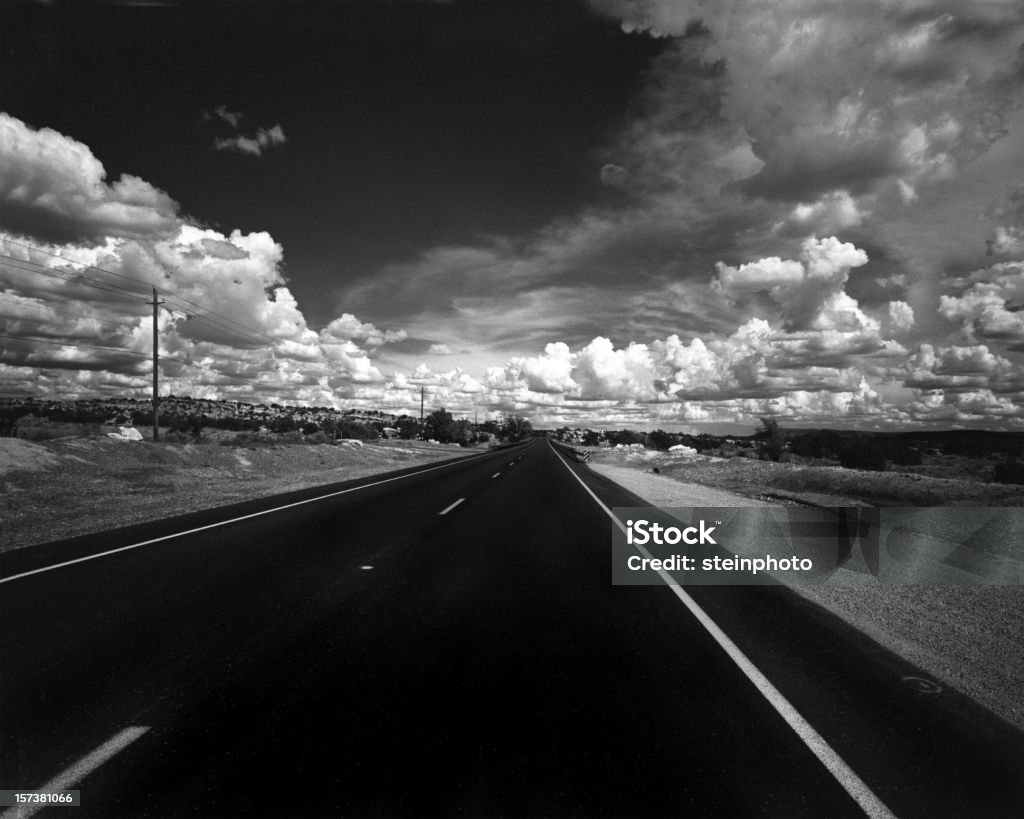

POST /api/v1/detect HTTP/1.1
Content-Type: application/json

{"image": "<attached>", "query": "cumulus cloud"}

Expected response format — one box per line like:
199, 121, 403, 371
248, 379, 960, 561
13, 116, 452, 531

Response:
320, 313, 407, 347
886, 300, 916, 334
0, 114, 179, 244
713, 236, 870, 330
940, 260, 1024, 344
0, 224, 407, 402
0, 112, 403, 408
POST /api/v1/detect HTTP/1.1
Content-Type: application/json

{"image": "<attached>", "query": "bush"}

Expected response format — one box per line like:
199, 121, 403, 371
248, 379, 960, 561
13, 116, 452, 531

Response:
14, 415, 100, 441
993, 455, 1024, 485
219, 431, 263, 446
162, 430, 193, 444
889, 441, 923, 467
789, 429, 841, 460
647, 429, 677, 451
164, 413, 204, 442
837, 436, 888, 471
757, 417, 785, 462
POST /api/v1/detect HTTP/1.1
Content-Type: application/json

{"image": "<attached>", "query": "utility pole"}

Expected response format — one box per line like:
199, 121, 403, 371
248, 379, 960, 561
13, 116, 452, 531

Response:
146, 287, 165, 442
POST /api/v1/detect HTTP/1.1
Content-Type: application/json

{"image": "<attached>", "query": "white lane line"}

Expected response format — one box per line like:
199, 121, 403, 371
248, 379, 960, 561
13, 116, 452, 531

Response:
548, 441, 897, 819
492, 473, 501, 478
1, 726, 150, 819
439, 498, 465, 516
1, 452, 494, 585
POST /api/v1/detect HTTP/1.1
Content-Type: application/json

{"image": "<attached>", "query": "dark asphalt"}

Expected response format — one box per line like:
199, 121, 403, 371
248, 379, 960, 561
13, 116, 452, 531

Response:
1, 438, 1021, 818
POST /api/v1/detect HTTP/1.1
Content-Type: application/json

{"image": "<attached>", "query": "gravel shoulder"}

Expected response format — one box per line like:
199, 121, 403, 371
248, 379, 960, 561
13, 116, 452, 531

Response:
590, 457, 1024, 731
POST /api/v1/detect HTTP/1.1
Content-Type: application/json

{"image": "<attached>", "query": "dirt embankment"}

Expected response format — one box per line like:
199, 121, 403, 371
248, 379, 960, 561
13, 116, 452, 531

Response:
588, 450, 1024, 731
0, 436, 475, 552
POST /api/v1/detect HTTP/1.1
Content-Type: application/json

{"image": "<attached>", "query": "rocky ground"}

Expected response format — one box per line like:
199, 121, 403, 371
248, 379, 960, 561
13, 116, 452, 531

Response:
588, 450, 1024, 731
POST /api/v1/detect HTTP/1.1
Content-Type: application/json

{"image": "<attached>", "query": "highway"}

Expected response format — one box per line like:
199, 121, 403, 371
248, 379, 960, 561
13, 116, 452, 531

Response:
1, 438, 1021, 818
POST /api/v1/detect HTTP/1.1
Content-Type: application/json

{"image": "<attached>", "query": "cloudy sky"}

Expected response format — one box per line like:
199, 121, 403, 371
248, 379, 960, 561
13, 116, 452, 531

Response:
1, 0, 1023, 431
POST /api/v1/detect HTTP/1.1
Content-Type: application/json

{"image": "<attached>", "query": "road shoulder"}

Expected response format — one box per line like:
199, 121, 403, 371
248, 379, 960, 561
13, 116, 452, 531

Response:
591, 461, 1024, 731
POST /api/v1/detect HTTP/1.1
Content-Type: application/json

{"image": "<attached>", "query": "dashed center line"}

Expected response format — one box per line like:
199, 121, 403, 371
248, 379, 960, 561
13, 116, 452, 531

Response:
1, 450, 496, 585
492, 473, 501, 478
439, 498, 465, 516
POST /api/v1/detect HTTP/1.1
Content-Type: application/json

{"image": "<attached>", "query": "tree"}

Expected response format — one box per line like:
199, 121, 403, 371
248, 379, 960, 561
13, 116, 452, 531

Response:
758, 416, 785, 462
838, 435, 887, 471
609, 429, 645, 447
501, 414, 533, 442
424, 407, 456, 442
451, 418, 475, 446
339, 418, 378, 440
396, 418, 420, 439
478, 419, 502, 437
270, 414, 298, 434
993, 452, 1024, 485
647, 429, 676, 451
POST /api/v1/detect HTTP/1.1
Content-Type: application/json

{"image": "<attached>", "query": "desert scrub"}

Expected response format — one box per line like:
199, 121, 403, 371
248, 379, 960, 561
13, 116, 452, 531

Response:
14, 415, 101, 441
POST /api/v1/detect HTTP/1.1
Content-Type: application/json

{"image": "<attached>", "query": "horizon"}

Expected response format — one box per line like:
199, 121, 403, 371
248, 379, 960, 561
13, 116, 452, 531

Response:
1, 0, 1023, 431
9, 392, 1024, 439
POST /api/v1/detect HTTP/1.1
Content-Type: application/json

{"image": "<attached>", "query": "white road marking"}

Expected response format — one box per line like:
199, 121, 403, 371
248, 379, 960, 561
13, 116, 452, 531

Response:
439, 498, 465, 516
492, 473, 501, 478
360, 565, 374, 571
1, 452, 495, 585
548, 440, 897, 819
0, 726, 149, 819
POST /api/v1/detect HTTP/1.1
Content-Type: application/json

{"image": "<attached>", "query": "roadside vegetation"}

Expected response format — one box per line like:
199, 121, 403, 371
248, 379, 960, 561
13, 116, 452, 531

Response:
555, 419, 1024, 489
1, 398, 533, 447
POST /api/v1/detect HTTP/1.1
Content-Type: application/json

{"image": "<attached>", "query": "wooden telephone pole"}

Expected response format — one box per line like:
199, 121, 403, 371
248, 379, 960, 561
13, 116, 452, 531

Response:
146, 287, 165, 441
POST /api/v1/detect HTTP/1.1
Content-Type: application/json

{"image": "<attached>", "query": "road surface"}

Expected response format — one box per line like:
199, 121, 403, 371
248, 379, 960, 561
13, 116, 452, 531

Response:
1, 438, 1021, 817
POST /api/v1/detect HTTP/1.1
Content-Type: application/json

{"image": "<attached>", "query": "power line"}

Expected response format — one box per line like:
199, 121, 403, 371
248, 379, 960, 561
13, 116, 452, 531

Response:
0, 256, 281, 352
0, 257, 151, 302
0, 331, 296, 393
1, 238, 284, 349
0, 297, 135, 327
2, 237, 159, 290
0, 331, 154, 359
0, 239, 332, 396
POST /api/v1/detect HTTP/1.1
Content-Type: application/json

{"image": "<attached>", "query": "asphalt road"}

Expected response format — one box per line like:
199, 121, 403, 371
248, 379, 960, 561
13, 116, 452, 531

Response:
1, 438, 1021, 818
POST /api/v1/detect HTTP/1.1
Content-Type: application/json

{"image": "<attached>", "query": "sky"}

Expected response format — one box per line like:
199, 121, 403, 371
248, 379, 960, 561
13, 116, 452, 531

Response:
1, 0, 1023, 432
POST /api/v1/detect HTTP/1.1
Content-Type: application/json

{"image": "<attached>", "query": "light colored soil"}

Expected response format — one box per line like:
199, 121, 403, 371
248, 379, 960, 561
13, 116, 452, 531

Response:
593, 463, 774, 507
0, 436, 475, 552
590, 455, 1024, 731
591, 446, 1024, 506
